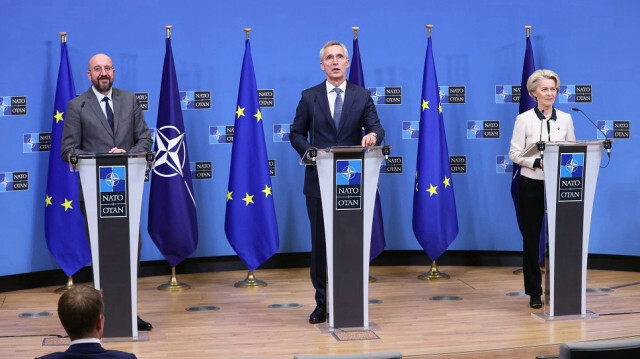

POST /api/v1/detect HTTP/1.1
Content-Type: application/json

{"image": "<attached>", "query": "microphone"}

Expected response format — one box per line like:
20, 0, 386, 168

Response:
572, 107, 612, 157
537, 108, 546, 160
309, 95, 318, 161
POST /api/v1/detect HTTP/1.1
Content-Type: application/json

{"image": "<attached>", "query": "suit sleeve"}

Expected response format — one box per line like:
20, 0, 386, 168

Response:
289, 92, 311, 158
509, 113, 536, 169
126, 96, 152, 154
60, 99, 89, 162
362, 94, 385, 144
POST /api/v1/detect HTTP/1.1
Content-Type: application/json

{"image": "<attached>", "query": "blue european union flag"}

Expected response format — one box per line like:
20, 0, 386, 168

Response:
44, 42, 91, 276
412, 36, 458, 261
348, 34, 386, 261
224, 39, 279, 271
148, 37, 199, 267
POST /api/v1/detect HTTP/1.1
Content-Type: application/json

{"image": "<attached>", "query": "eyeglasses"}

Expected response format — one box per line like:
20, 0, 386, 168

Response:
323, 54, 347, 64
91, 66, 114, 74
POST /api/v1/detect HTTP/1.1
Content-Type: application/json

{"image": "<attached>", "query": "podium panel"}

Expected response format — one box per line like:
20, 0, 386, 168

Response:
315, 146, 385, 328
76, 153, 149, 338
538, 141, 605, 320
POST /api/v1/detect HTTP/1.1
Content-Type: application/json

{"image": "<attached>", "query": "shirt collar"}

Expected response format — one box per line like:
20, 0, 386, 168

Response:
534, 106, 557, 121
325, 80, 347, 94
91, 86, 113, 102
70, 337, 101, 346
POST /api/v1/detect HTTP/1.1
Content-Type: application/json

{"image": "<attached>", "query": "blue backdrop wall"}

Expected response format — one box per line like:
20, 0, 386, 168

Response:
1, 0, 638, 277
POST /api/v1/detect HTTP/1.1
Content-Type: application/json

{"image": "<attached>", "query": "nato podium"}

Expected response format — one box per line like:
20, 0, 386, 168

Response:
306, 146, 387, 328
73, 153, 152, 338
533, 140, 608, 321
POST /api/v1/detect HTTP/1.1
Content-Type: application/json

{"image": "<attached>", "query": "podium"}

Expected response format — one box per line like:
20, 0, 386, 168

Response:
75, 153, 151, 338
534, 140, 607, 320
309, 146, 386, 328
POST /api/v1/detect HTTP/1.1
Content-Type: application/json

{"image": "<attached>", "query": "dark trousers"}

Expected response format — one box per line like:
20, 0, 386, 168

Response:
306, 196, 327, 308
518, 176, 545, 297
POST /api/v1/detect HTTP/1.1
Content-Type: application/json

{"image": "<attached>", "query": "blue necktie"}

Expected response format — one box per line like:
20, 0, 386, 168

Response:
333, 87, 343, 129
103, 97, 114, 132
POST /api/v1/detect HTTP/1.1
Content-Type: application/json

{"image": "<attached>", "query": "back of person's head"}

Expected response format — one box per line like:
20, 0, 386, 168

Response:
57, 285, 104, 340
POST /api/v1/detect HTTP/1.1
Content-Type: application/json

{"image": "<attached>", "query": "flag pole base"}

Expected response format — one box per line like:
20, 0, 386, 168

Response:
513, 268, 524, 275
157, 266, 191, 291
418, 261, 450, 281
369, 275, 376, 283
54, 276, 75, 294
235, 271, 267, 288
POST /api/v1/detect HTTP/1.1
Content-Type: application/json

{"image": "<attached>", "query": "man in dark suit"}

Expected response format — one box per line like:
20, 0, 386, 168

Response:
290, 41, 384, 324
38, 285, 137, 359
60, 53, 153, 331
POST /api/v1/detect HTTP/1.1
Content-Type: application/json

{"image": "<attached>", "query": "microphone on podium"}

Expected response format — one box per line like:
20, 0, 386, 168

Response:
571, 107, 612, 158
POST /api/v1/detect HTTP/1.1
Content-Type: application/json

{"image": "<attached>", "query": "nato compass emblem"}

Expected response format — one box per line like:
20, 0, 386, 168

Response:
99, 166, 127, 217
402, 121, 419, 139
559, 153, 584, 202
153, 125, 196, 203
467, 121, 482, 138
181, 93, 192, 109
496, 155, 513, 174
335, 160, 362, 210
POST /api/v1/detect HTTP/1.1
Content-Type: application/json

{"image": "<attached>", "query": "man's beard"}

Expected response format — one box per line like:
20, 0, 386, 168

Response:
93, 76, 113, 92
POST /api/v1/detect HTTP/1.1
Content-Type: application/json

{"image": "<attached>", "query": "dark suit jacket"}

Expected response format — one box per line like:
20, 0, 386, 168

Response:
37, 342, 137, 359
61, 87, 152, 162
290, 81, 384, 198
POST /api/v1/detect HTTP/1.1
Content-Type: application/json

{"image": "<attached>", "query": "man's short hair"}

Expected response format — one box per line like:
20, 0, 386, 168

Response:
58, 285, 104, 340
319, 41, 349, 61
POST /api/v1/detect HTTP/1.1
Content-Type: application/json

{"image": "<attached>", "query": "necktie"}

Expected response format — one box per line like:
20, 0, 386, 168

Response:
103, 97, 114, 132
333, 87, 343, 129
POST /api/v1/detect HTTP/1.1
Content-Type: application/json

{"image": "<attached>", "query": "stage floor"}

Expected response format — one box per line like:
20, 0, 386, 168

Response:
2, 265, 640, 358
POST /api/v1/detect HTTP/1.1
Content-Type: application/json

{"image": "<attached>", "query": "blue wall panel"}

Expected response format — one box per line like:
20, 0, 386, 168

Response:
1, 0, 638, 276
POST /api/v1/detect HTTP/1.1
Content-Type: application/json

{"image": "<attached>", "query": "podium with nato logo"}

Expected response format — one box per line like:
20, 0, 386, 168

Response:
306, 145, 387, 329
73, 152, 152, 338
533, 140, 608, 321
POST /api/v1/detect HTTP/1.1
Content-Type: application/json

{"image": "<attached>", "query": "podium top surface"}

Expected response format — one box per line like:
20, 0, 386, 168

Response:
324, 145, 388, 153
76, 152, 153, 159
522, 140, 607, 157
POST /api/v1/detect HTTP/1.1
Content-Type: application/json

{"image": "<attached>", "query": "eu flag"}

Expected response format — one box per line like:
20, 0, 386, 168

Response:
45, 41, 91, 276
148, 37, 199, 267
348, 35, 386, 261
412, 36, 458, 261
225, 39, 279, 271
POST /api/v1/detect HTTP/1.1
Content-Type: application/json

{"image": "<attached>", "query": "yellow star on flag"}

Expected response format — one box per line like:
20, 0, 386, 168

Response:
61, 198, 73, 211
253, 109, 262, 122
242, 193, 254, 206
261, 184, 272, 197
54, 110, 64, 123
422, 99, 430, 111
443, 176, 451, 188
427, 184, 438, 197
226, 191, 233, 201
236, 106, 245, 119
45, 195, 53, 206
438, 102, 443, 114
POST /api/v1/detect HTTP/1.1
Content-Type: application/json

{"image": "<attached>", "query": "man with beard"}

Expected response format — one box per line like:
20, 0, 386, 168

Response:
61, 53, 153, 331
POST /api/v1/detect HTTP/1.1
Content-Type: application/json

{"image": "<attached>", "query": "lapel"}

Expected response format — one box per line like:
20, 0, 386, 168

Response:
315, 82, 335, 132
111, 88, 120, 135
85, 87, 114, 137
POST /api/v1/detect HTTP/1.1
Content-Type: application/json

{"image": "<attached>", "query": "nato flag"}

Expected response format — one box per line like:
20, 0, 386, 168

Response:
412, 36, 459, 261
348, 35, 386, 261
45, 42, 91, 277
225, 39, 279, 271
148, 37, 199, 267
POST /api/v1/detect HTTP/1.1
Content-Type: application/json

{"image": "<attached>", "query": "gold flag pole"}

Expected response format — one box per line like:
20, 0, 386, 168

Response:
155, 25, 191, 292
53, 31, 74, 295
54, 276, 75, 294
514, 25, 532, 276
233, 27, 267, 289
352, 25, 375, 283
418, 260, 450, 281
158, 266, 191, 291
235, 270, 267, 288
416, 24, 449, 282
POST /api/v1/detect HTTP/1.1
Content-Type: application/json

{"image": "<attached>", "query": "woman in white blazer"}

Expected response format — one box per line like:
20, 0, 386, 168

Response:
509, 69, 576, 309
